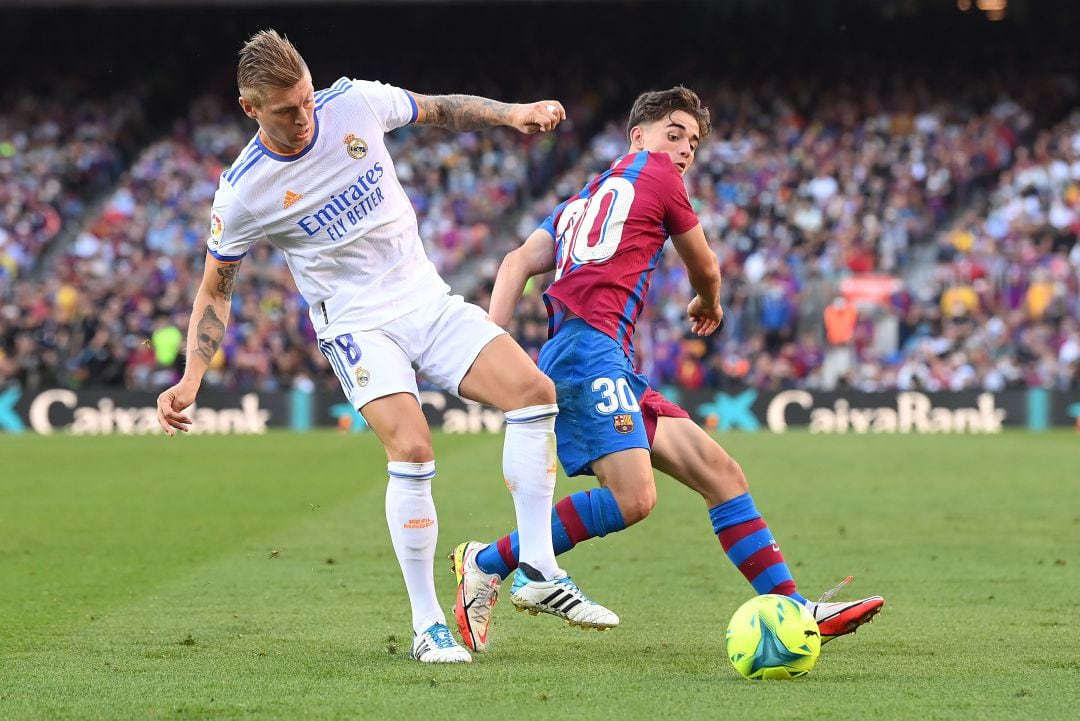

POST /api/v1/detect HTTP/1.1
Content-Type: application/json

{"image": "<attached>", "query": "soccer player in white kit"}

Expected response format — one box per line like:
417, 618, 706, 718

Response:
155, 29, 616, 663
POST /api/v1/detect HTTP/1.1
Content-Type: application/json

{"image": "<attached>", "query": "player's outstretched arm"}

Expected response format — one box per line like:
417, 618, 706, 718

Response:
155, 252, 241, 436
671, 223, 724, 336
410, 92, 565, 134
488, 228, 556, 328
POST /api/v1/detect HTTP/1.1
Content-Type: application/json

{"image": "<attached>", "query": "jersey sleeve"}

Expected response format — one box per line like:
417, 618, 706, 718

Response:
207, 182, 263, 262
350, 78, 419, 133
662, 168, 700, 236
537, 198, 568, 238
537, 187, 587, 238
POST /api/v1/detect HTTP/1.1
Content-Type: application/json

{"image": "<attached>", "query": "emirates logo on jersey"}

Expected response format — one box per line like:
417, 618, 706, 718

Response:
343, 133, 368, 160
283, 190, 303, 209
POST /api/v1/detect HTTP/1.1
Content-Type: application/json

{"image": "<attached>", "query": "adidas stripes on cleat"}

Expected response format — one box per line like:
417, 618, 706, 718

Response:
509, 563, 619, 630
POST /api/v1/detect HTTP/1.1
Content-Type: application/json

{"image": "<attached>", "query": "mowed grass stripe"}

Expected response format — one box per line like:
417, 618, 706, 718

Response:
0, 431, 1077, 720
0, 433, 388, 642
0, 431, 527, 643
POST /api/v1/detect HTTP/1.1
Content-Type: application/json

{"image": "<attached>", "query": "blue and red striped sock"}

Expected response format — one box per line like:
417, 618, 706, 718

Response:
710, 493, 807, 604
475, 488, 626, 579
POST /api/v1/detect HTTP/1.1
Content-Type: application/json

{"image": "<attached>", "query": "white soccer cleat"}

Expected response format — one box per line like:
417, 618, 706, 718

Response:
805, 576, 885, 643
450, 541, 502, 652
410, 622, 472, 663
509, 563, 619, 630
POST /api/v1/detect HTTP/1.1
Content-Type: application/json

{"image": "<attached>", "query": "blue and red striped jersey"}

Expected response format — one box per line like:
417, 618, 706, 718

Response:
539, 151, 699, 358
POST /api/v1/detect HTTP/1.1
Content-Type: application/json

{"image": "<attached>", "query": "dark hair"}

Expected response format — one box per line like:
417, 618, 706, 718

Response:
237, 29, 308, 106
626, 85, 711, 143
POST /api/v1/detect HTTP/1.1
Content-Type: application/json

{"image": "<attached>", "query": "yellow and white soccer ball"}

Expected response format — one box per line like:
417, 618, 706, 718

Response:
725, 594, 821, 680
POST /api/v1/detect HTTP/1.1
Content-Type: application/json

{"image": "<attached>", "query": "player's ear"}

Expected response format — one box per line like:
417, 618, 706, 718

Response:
629, 125, 645, 150
238, 96, 257, 119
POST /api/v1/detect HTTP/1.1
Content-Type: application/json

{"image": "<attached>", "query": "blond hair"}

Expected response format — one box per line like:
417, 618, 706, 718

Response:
237, 29, 308, 107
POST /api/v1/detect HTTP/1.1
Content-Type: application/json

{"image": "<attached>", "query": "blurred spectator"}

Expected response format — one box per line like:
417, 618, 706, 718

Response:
0, 93, 142, 280
3, 37, 1078, 395
0, 89, 578, 393
491, 78, 1074, 393
823, 297, 858, 390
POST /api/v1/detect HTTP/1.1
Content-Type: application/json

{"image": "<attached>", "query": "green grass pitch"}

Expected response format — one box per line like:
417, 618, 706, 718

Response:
1, 430, 1078, 720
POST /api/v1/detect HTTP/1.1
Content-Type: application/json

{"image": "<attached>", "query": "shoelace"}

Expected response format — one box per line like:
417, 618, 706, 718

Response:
464, 551, 500, 606
428, 625, 458, 649
817, 575, 854, 603
554, 575, 596, 605
473, 578, 498, 607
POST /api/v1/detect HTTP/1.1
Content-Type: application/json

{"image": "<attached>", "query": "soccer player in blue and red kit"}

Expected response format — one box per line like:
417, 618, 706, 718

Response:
450, 86, 885, 652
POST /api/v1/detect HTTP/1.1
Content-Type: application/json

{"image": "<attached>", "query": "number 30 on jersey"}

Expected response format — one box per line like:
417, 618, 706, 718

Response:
554, 176, 635, 279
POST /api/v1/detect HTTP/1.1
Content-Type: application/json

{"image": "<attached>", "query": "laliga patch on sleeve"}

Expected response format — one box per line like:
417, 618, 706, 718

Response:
209, 211, 224, 248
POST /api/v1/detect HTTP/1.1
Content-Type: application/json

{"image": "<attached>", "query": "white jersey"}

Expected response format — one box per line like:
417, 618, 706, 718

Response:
207, 77, 449, 337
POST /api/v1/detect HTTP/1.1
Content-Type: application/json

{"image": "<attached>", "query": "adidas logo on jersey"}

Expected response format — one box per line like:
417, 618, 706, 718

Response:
283, 190, 304, 209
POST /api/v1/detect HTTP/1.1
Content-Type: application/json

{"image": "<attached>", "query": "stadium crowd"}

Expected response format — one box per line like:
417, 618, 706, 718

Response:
0, 91, 584, 393
923, 111, 1080, 392
0, 93, 141, 281
2, 27, 1078, 395
493, 80, 1078, 393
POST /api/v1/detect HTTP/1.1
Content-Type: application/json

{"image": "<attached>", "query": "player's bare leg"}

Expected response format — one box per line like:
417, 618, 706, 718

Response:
362, 392, 469, 662
650, 416, 747, 507
458, 333, 554, 411
651, 416, 883, 642
362, 392, 434, 462
592, 448, 656, 525
459, 335, 617, 631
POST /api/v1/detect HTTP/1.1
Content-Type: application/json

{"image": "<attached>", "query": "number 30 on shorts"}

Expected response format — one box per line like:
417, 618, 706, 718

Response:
592, 377, 641, 414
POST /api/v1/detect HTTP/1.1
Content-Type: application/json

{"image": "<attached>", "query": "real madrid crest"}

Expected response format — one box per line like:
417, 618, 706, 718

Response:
354, 365, 371, 387
343, 133, 368, 160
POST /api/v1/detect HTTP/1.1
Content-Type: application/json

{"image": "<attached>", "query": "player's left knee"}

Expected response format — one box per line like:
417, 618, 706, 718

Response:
515, 370, 556, 407
718, 453, 749, 494
618, 485, 657, 525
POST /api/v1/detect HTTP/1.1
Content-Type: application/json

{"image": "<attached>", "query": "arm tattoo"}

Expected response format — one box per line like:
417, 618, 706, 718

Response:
416, 94, 513, 132
215, 262, 241, 300
193, 305, 226, 365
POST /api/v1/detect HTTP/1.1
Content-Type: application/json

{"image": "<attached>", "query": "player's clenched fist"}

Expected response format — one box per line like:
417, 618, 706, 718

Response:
512, 100, 566, 134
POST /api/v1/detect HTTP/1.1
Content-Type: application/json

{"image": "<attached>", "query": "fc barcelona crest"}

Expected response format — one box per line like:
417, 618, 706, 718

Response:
343, 133, 368, 160
613, 414, 634, 434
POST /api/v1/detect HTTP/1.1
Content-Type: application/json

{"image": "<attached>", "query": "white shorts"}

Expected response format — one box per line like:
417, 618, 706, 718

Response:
317, 293, 506, 411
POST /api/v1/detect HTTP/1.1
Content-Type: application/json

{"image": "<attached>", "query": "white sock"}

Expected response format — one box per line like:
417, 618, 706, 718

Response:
503, 404, 560, 579
384, 461, 444, 635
